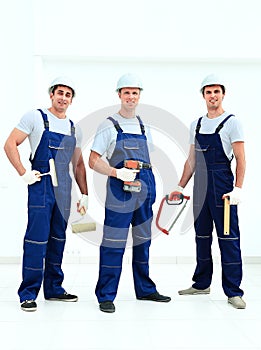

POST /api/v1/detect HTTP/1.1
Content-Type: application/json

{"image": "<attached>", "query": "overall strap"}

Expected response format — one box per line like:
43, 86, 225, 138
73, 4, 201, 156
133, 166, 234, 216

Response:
136, 115, 145, 135
107, 116, 123, 132
69, 120, 75, 136
195, 117, 203, 133
215, 114, 235, 133
29, 109, 49, 163
37, 109, 49, 130
37, 109, 75, 134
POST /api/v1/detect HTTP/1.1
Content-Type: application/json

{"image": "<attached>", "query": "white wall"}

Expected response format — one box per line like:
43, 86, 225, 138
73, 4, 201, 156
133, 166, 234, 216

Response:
1, 0, 260, 261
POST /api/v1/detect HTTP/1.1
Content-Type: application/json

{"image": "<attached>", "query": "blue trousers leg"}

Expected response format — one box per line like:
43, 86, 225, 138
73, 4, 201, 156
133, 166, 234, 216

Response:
214, 205, 243, 297
192, 201, 214, 289
132, 241, 157, 297
43, 203, 68, 298
132, 200, 156, 297
18, 206, 51, 302
95, 245, 124, 302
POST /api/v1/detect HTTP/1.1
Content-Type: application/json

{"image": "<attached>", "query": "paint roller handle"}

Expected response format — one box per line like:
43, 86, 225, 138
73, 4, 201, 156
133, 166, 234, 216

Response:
38, 159, 56, 177
21, 170, 41, 185
79, 207, 86, 215
38, 159, 58, 185
38, 172, 50, 176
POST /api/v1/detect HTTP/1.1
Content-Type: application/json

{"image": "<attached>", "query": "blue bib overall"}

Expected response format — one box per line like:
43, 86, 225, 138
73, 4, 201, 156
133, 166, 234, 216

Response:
192, 115, 243, 297
18, 109, 76, 302
95, 116, 157, 302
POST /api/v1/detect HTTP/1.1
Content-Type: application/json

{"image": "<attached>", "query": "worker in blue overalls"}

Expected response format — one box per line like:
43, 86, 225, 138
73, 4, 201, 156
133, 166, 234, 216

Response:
89, 73, 171, 313
4, 77, 88, 312
169, 74, 246, 309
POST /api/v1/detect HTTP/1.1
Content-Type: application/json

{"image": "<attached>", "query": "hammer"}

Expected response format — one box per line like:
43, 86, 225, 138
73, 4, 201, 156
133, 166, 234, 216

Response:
224, 196, 230, 235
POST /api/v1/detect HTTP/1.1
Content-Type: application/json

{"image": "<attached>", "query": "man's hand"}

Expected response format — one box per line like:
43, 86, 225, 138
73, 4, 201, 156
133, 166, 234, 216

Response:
222, 187, 242, 205
169, 185, 184, 201
116, 168, 139, 182
77, 194, 88, 215
21, 170, 41, 185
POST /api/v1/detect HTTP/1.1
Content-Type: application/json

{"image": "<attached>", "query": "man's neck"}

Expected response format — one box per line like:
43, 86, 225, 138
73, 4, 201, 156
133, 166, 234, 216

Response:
118, 109, 136, 119
207, 108, 225, 119
48, 107, 66, 119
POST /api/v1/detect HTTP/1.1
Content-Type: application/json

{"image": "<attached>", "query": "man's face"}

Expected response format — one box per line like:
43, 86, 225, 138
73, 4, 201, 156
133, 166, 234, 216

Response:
118, 87, 140, 110
50, 85, 73, 112
203, 85, 224, 110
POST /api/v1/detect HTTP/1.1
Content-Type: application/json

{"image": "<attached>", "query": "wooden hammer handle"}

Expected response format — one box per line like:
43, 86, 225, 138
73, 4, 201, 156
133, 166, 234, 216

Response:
224, 197, 230, 235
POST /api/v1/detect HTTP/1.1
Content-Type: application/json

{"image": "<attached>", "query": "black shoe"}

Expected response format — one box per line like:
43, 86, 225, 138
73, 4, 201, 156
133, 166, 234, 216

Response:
46, 292, 78, 302
137, 292, 171, 303
21, 300, 37, 312
99, 301, 115, 313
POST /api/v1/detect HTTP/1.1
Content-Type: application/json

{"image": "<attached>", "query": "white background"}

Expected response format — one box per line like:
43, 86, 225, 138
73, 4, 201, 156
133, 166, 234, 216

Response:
0, 0, 260, 262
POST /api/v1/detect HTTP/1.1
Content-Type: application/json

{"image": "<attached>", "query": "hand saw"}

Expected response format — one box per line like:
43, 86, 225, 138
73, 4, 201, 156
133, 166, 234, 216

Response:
156, 194, 190, 235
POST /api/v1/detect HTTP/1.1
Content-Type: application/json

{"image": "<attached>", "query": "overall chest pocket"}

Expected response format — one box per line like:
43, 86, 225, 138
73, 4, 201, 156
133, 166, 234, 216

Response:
195, 144, 216, 164
49, 139, 65, 151
49, 139, 73, 164
195, 144, 210, 152
123, 139, 139, 150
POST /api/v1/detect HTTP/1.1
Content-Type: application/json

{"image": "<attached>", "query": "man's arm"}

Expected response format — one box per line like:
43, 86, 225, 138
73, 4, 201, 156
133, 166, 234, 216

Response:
169, 144, 195, 200
4, 128, 29, 176
232, 141, 246, 188
221, 141, 246, 204
178, 144, 196, 188
88, 150, 138, 181
71, 147, 88, 195
89, 150, 116, 177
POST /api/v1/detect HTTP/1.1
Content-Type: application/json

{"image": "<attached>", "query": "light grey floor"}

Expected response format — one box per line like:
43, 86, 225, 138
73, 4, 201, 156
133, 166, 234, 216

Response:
0, 262, 260, 350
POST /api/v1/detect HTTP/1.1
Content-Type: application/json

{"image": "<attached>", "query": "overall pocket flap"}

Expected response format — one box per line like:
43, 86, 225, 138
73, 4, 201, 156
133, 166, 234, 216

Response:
123, 139, 139, 150
195, 144, 210, 152
49, 139, 65, 150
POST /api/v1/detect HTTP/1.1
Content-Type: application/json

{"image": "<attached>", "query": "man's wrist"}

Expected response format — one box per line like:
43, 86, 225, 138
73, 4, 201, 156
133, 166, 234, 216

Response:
176, 185, 184, 192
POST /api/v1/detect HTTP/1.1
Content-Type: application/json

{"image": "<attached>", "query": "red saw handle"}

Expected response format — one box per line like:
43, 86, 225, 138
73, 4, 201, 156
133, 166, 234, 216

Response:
155, 194, 190, 235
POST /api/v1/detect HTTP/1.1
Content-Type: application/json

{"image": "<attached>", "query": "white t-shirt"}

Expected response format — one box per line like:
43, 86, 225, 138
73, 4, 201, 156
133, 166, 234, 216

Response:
91, 113, 153, 159
16, 108, 82, 158
189, 112, 244, 160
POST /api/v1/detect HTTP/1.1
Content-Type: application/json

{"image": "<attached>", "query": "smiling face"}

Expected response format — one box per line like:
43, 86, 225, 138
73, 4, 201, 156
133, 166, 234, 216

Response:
49, 85, 73, 116
118, 87, 141, 113
203, 85, 225, 112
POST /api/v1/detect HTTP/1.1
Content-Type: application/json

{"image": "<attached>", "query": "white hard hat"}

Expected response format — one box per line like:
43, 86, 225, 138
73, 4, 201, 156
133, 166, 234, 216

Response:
200, 74, 225, 93
48, 76, 76, 97
116, 73, 143, 92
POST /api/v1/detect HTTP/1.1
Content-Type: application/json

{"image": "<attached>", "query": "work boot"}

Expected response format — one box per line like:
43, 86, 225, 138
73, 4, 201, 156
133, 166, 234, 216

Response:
99, 301, 115, 313
178, 286, 210, 295
137, 292, 171, 302
228, 296, 246, 309
46, 292, 78, 302
21, 300, 37, 312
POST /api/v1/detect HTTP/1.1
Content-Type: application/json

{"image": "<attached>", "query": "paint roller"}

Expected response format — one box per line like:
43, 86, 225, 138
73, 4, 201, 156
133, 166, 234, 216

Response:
39, 158, 58, 187
71, 207, 96, 233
